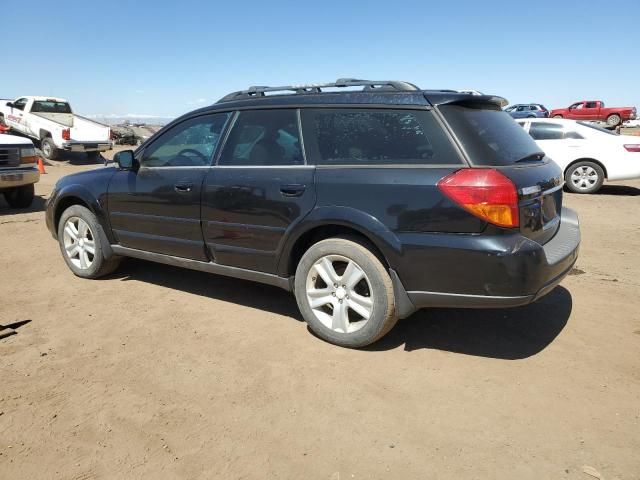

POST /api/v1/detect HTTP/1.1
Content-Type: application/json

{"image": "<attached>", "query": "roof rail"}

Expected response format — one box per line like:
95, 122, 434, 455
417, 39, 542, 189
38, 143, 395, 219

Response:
217, 78, 420, 103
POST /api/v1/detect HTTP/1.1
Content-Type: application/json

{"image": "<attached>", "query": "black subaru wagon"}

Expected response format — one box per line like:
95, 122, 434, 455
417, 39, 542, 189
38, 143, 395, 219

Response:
46, 79, 580, 348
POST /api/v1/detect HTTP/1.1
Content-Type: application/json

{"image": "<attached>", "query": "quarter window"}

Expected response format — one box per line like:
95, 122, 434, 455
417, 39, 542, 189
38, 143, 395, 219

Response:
141, 113, 231, 167
218, 109, 303, 166
302, 109, 462, 166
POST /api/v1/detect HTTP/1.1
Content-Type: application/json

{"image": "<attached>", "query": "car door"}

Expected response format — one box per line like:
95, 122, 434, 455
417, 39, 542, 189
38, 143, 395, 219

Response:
514, 105, 527, 118
107, 112, 232, 260
5, 98, 28, 132
201, 109, 316, 273
582, 101, 600, 120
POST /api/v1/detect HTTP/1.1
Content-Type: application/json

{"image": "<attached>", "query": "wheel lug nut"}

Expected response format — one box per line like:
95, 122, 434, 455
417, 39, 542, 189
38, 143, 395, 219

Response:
339, 299, 343, 303
332, 292, 336, 296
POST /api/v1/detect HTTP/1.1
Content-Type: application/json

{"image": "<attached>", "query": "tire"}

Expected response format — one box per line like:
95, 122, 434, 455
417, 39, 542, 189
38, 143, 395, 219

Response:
41, 137, 59, 160
606, 114, 621, 127
294, 236, 397, 348
3, 184, 35, 208
553, 114, 563, 119
565, 161, 605, 194
57, 205, 121, 278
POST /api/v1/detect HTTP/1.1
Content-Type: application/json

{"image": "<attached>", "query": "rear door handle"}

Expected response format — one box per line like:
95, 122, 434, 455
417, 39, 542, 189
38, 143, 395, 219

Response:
174, 182, 193, 193
280, 184, 306, 197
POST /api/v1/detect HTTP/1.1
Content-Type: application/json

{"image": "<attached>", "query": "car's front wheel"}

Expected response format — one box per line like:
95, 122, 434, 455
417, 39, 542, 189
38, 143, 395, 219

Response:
294, 237, 397, 348
57, 205, 121, 278
565, 161, 604, 194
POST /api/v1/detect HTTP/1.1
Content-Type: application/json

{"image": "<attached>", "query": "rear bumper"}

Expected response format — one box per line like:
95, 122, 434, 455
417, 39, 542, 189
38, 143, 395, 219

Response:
62, 141, 112, 152
0, 167, 40, 189
393, 207, 580, 316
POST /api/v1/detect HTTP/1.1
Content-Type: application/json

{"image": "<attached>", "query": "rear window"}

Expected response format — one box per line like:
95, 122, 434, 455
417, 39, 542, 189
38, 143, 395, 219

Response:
439, 105, 543, 165
31, 101, 72, 114
301, 108, 462, 166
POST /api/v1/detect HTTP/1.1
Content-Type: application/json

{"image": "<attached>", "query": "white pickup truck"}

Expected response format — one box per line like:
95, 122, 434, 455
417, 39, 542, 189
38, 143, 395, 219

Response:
0, 96, 112, 160
0, 133, 40, 208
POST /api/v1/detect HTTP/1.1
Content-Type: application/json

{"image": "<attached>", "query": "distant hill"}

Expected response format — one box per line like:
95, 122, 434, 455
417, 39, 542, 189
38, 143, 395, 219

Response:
84, 114, 174, 126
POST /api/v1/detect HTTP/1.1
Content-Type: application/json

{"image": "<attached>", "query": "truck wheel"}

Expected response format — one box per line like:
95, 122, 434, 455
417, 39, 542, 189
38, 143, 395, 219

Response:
565, 161, 604, 194
41, 137, 59, 160
553, 115, 563, 118
3, 184, 35, 208
57, 205, 121, 278
606, 114, 621, 127
294, 237, 397, 348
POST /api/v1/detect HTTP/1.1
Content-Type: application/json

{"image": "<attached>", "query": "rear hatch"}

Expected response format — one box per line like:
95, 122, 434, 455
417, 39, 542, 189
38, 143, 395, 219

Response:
438, 101, 564, 245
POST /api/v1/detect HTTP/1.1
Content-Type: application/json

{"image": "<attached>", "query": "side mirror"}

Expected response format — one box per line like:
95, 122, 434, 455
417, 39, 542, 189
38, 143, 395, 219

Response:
6, 102, 13, 108
113, 150, 135, 170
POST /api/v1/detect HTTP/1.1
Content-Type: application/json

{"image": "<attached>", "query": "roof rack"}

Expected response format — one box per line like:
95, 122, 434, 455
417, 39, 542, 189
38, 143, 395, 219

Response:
217, 78, 420, 103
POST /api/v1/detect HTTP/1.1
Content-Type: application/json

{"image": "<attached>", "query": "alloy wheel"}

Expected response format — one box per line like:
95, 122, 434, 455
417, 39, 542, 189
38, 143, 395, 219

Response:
63, 216, 96, 269
570, 165, 599, 191
305, 255, 374, 334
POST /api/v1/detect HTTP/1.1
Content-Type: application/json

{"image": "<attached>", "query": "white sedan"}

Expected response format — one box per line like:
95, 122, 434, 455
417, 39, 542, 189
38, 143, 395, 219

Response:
516, 118, 640, 193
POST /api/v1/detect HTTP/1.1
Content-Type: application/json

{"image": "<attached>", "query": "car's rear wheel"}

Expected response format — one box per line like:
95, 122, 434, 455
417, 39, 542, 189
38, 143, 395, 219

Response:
41, 137, 59, 160
57, 205, 121, 278
565, 161, 604, 194
3, 184, 35, 208
294, 237, 397, 348
606, 114, 621, 127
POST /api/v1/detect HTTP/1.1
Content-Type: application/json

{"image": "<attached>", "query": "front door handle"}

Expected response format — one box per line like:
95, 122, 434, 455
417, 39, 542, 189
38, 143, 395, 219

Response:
280, 184, 306, 197
174, 182, 193, 193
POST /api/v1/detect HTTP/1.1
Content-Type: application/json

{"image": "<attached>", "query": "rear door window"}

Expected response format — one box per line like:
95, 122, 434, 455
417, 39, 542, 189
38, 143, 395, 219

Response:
218, 109, 303, 166
439, 105, 543, 165
301, 108, 462, 166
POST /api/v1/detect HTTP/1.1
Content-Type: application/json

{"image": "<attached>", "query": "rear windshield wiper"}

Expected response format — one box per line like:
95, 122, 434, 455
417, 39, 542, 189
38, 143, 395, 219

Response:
515, 152, 545, 163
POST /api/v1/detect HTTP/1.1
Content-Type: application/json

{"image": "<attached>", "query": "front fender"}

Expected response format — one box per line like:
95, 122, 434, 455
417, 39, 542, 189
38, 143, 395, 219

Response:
276, 205, 403, 276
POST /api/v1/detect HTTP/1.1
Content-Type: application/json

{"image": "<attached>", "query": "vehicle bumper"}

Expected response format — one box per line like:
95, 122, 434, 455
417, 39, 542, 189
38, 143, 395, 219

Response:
0, 167, 40, 189
62, 141, 112, 152
392, 207, 580, 316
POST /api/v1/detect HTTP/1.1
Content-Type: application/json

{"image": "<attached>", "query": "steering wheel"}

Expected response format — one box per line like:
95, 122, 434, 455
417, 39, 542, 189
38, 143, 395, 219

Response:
173, 148, 208, 166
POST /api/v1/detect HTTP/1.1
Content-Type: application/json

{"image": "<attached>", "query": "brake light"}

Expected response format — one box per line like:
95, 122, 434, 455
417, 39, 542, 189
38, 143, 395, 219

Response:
437, 169, 519, 228
62, 128, 70, 140
624, 144, 640, 152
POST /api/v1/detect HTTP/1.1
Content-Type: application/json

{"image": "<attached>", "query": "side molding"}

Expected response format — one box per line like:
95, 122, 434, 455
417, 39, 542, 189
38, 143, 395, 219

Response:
111, 245, 292, 291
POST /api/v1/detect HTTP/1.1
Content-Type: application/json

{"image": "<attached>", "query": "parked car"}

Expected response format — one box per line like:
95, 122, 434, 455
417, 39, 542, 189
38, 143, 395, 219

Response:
0, 133, 40, 208
550, 101, 636, 127
504, 104, 549, 118
45, 78, 580, 348
0, 96, 112, 160
516, 118, 640, 193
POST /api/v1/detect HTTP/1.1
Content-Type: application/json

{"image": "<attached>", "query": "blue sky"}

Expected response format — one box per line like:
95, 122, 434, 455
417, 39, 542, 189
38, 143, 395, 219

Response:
3, 0, 637, 118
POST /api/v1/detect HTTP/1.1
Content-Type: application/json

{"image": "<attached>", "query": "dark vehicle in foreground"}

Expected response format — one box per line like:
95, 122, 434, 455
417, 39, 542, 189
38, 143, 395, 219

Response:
504, 104, 549, 118
45, 79, 580, 348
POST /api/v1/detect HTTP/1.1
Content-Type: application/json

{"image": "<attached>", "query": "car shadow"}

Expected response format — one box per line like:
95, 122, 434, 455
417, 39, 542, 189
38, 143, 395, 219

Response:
595, 185, 640, 196
50, 151, 105, 166
112, 259, 304, 321
366, 286, 572, 359
112, 259, 571, 359
0, 194, 46, 216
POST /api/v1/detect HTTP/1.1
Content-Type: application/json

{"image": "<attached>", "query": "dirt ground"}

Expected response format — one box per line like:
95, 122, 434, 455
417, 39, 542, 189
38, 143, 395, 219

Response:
1, 148, 639, 480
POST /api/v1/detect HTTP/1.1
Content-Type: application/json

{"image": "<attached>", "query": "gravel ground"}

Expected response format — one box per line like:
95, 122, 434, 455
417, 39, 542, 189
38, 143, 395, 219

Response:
1, 149, 639, 479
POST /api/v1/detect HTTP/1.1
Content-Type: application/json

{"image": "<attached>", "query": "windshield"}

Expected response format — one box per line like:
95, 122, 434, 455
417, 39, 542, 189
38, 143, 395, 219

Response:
577, 121, 618, 136
31, 101, 72, 114
439, 105, 544, 165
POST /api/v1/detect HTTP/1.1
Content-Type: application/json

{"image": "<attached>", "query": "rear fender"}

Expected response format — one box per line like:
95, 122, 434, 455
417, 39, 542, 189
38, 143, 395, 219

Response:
277, 205, 403, 277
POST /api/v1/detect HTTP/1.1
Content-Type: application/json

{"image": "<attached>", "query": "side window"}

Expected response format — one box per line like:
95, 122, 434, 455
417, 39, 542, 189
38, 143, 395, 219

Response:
585, 102, 597, 109
218, 109, 303, 166
516, 106, 526, 112
302, 108, 463, 166
141, 113, 231, 167
529, 123, 566, 140
12, 98, 27, 111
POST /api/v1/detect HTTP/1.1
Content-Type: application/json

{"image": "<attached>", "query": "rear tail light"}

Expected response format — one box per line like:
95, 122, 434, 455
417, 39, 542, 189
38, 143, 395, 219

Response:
623, 144, 640, 152
62, 128, 71, 140
437, 169, 520, 228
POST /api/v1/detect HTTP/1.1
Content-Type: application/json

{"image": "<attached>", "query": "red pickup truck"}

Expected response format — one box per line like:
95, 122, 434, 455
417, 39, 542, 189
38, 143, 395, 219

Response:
550, 101, 636, 126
